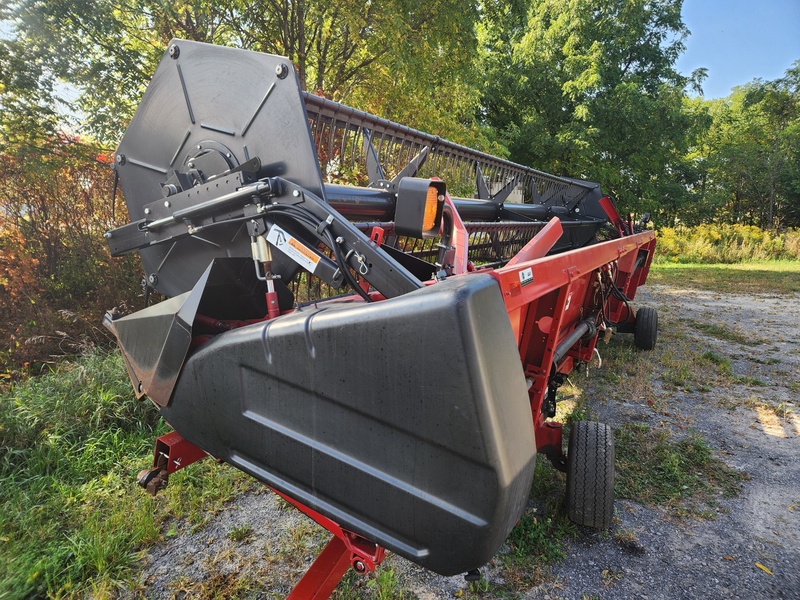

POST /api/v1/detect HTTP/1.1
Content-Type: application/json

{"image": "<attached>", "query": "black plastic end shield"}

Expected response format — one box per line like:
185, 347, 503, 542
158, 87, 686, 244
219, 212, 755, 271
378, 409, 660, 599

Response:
105, 258, 282, 407
162, 273, 536, 575
114, 39, 325, 298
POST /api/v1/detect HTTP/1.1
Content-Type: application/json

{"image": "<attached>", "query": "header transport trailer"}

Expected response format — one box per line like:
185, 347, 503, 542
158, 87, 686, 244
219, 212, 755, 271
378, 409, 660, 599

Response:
103, 40, 658, 598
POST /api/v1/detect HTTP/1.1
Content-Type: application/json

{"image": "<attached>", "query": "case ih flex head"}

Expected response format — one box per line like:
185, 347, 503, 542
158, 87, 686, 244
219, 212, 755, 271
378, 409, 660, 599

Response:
104, 40, 657, 596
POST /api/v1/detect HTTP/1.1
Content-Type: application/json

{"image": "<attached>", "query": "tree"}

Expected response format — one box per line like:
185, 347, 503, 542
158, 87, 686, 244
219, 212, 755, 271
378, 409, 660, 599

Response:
701, 63, 800, 228
2, 0, 483, 145
479, 0, 708, 217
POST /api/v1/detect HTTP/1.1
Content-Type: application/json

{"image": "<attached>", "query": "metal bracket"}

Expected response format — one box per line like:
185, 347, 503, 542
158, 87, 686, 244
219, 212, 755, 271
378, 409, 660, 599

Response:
272, 487, 387, 599
136, 431, 208, 496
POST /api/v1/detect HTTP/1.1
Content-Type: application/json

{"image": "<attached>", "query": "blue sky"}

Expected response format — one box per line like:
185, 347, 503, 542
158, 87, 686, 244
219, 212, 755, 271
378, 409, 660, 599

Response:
677, 0, 800, 99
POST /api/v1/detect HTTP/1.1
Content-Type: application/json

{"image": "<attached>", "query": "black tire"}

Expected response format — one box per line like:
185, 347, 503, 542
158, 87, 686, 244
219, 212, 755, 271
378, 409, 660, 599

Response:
634, 306, 658, 350
566, 421, 615, 529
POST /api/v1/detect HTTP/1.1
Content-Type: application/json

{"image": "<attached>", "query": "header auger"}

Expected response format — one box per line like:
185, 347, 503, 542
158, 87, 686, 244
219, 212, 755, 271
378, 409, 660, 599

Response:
104, 39, 657, 597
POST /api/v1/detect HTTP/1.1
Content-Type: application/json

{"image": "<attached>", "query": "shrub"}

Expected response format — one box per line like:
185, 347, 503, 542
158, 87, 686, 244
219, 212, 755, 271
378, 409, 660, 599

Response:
0, 137, 142, 377
655, 224, 800, 263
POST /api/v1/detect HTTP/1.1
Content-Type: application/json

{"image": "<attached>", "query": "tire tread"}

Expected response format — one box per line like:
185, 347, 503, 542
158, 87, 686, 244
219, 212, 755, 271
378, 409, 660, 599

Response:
634, 307, 658, 350
566, 421, 615, 529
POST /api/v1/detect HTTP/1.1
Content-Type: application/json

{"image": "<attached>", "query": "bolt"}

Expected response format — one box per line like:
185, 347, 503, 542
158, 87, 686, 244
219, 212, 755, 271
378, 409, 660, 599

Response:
335, 236, 344, 244
144, 208, 151, 215
148, 273, 158, 286
292, 190, 300, 197
137, 381, 143, 393
164, 200, 171, 208
187, 161, 195, 168
103, 231, 112, 239
168, 44, 180, 59
353, 560, 366, 574
275, 63, 289, 79
115, 153, 126, 165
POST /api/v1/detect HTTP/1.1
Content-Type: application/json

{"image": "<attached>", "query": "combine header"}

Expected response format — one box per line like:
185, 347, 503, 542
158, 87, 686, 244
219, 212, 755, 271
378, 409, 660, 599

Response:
104, 40, 657, 597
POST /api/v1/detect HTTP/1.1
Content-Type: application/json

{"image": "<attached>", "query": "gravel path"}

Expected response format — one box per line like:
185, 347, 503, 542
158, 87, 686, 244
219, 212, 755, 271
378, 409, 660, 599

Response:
129, 285, 800, 599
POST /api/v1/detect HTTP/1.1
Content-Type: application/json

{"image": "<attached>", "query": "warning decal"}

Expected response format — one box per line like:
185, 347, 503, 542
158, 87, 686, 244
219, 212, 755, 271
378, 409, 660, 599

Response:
519, 267, 534, 287
266, 224, 321, 274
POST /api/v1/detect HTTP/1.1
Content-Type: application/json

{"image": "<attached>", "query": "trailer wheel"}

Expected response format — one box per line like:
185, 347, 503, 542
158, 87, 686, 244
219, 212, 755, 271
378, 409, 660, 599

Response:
634, 307, 658, 350
566, 421, 614, 529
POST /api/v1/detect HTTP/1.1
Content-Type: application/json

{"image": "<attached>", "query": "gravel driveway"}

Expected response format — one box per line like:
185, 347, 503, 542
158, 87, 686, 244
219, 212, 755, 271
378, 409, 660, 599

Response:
131, 284, 800, 599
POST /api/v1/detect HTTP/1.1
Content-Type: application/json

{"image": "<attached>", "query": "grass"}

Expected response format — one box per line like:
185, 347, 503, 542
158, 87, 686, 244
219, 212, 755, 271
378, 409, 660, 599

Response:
0, 349, 253, 598
506, 459, 578, 567
701, 350, 732, 374
614, 423, 747, 518
227, 524, 255, 542
591, 311, 772, 398
330, 568, 414, 600
366, 568, 413, 600
455, 456, 579, 597
3, 348, 579, 599
687, 320, 765, 347
573, 309, 751, 519
649, 261, 800, 294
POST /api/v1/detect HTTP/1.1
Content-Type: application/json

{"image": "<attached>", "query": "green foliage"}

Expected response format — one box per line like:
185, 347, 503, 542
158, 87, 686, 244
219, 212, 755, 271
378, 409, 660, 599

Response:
686, 320, 764, 347
0, 350, 161, 597
655, 224, 800, 263
694, 63, 800, 228
700, 351, 732, 376
0, 349, 252, 598
504, 456, 577, 571
506, 506, 575, 568
366, 568, 411, 600
160, 461, 256, 527
480, 0, 708, 215
3, 0, 483, 145
614, 423, 746, 515
649, 261, 800, 294
226, 524, 254, 542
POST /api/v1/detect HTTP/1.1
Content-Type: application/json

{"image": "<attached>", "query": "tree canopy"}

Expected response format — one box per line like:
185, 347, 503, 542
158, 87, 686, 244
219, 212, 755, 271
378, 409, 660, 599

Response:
699, 66, 800, 228
1, 0, 482, 144
479, 0, 711, 216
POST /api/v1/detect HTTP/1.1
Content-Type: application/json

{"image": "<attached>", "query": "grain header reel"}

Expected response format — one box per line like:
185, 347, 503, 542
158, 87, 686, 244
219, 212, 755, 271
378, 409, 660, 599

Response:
104, 40, 657, 597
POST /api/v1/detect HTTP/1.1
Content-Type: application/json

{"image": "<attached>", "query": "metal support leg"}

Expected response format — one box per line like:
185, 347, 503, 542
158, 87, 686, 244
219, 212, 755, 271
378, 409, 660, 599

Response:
287, 536, 352, 599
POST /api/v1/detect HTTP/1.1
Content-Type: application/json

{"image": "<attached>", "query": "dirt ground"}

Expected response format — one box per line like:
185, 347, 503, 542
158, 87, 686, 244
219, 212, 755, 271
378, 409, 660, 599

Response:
128, 284, 800, 599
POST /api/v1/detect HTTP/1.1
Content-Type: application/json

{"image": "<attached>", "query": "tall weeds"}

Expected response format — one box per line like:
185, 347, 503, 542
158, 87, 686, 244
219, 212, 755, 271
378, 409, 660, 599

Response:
0, 349, 254, 598
655, 224, 800, 263
0, 351, 163, 597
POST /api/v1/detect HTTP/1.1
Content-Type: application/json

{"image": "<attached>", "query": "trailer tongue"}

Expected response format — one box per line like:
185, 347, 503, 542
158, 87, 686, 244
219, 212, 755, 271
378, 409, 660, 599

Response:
104, 39, 657, 596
